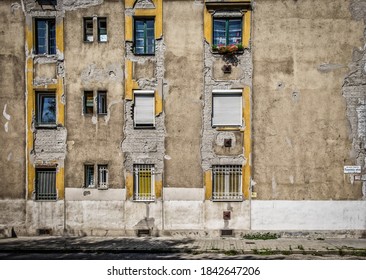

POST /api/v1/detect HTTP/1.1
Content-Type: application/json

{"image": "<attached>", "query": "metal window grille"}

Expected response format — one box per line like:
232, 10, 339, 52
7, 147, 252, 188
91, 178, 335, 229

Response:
98, 165, 108, 189
35, 169, 57, 201
134, 164, 155, 201
84, 18, 93, 42
212, 165, 243, 201
97, 91, 107, 114
98, 18, 107, 42
84, 165, 94, 188
35, 18, 56, 55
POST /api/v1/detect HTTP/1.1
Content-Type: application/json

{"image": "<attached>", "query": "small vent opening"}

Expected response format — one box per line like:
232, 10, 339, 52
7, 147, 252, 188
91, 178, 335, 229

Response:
37, 228, 52, 235
220, 229, 234, 237
137, 229, 151, 237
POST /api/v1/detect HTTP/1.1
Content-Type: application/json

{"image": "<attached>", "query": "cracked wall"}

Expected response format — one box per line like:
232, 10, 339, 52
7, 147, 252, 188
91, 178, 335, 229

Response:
0, 1, 25, 200
252, 0, 365, 200
201, 2, 252, 202
64, 1, 125, 189
163, 0, 203, 189
122, 0, 165, 204
344, 0, 366, 198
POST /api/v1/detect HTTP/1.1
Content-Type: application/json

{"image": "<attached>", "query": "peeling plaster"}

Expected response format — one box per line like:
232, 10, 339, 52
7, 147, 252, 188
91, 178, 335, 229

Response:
3, 104, 11, 121
344, 0, 366, 199
201, 41, 252, 171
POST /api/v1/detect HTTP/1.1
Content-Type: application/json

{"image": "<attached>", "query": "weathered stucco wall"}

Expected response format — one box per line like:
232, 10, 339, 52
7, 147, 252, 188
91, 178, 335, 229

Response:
0, 1, 25, 199
64, 1, 125, 189
252, 0, 365, 200
252, 200, 366, 230
164, 0, 203, 188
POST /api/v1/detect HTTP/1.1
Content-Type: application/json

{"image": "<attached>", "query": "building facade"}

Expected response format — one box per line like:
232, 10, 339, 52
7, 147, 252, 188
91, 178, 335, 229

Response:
0, 0, 365, 237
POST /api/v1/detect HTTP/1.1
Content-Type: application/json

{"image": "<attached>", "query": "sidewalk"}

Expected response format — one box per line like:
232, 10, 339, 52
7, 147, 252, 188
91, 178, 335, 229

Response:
0, 236, 365, 257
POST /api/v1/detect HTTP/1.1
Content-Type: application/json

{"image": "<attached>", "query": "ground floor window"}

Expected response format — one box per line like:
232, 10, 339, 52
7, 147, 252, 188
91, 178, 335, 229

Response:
212, 165, 242, 201
35, 168, 57, 201
134, 164, 155, 201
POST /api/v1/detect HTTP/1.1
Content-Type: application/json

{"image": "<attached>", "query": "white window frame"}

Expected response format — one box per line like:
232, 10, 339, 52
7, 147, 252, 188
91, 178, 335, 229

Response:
98, 165, 108, 189
212, 165, 243, 201
212, 89, 242, 127
84, 165, 95, 188
133, 164, 155, 201
133, 90, 155, 128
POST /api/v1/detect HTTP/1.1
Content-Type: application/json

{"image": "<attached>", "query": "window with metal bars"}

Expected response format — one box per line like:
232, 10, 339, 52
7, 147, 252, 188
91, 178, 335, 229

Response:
134, 164, 155, 201
98, 165, 108, 189
213, 18, 242, 46
35, 18, 56, 55
83, 91, 94, 114
35, 168, 57, 201
134, 18, 155, 55
212, 165, 243, 201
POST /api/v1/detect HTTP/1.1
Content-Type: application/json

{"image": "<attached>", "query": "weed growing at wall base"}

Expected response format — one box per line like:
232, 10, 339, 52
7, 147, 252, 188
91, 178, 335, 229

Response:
241, 232, 279, 240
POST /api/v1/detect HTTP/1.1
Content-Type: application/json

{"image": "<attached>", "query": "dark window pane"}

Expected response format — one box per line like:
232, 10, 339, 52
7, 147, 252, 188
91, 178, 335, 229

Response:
97, 92, 107, 114
84, 91, 93, 114
134, 18, 155, 54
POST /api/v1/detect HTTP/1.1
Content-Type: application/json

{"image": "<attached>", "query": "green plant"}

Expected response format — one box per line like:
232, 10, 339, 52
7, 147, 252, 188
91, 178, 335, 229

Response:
242, 232, 279, 240
225, 250, 239, 256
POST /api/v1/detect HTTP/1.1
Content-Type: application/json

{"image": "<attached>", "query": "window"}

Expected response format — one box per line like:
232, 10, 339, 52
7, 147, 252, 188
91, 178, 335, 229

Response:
98, 18, 107, 42
84, 18, 93, 42
84, 91, 94, 114
212, 90, 242, 127
134, 18, 155, 54
134, 164, 155, 201
98, 165, 108, 189
133, 90, 155, 128
97, 91, 107, 114
84, 165, 94, 188
213, 18, 242, 46
35, 18, 56, 55
36, 92, 56, 127
35, 168, 57, 200
212, 165, 242, 201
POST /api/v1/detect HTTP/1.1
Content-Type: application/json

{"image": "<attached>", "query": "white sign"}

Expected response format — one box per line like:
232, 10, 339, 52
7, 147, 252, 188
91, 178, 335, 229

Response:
344, 165, 361, 174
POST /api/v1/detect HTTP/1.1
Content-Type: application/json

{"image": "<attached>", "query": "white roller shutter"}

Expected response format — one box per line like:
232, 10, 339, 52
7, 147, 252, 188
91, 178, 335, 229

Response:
212, 91, 242, 126
134, 91, 155, 126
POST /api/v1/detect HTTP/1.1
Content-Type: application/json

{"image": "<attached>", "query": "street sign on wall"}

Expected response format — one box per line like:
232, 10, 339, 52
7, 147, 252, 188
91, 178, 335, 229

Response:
344, 166, 361, 174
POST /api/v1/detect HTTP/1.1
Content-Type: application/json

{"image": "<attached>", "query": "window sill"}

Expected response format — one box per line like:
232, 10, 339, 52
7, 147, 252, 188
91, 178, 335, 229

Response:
212, 50, 244, 55
213, 126, 243, 132
35, 124, 58, 129
133, 53, 155, 56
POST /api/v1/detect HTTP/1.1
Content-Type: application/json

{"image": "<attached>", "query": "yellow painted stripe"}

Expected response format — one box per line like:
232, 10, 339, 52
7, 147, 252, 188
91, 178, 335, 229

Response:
155, 90, 163, 116
204, 170, 212, 200
203, 6, 212, 44
243, 11, 251, 48
126, 173, 134, 199
155, 180, 162, 198
243, 86, 251, 199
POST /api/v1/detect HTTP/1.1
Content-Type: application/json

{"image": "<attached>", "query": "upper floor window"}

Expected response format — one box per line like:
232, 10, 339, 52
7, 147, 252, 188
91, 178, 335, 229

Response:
35, 18, 56, 55
83, 91, 94, 114
98, 165, 108, 189
133, 90, 155, 128
36, 92, 56, 127
98, 18, 107, 42
134, 18, 155, 55
213, 18, 242, 46
83, 18, 94, 42
212, 90, 242, 127
97, 91, 107, 114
